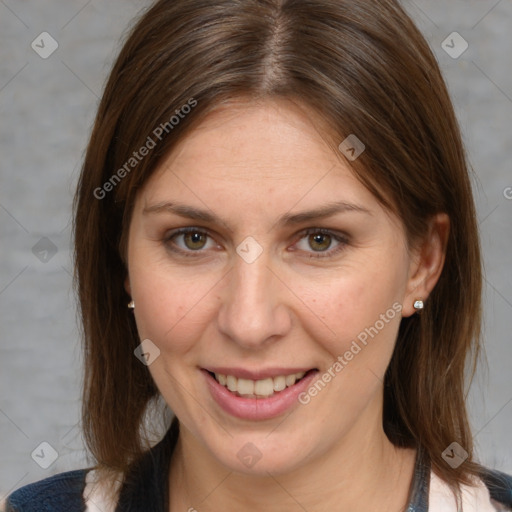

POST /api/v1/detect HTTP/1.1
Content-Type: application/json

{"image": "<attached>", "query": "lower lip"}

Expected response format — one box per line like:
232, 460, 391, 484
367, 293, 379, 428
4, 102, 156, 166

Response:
202, 369, 319, 421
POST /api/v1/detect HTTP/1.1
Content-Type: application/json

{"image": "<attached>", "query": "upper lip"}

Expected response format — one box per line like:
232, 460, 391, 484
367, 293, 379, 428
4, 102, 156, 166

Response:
203, 367, 317, 380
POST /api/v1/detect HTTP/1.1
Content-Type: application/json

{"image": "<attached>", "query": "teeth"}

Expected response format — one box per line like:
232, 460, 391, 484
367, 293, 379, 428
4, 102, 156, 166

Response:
254, 378, 274, 396
273, 375, 286, 392
285, 374, 297, 386
227, 375, 237, 392
213, 371, 307, 398
237, 378, 254, 395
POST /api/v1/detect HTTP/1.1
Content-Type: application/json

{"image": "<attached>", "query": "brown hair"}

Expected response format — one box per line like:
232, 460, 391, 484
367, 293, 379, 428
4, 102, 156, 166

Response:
73, 0, 483, 493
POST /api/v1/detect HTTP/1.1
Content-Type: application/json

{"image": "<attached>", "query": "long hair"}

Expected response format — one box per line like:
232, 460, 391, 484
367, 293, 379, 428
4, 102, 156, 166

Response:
73, 0, 482, 491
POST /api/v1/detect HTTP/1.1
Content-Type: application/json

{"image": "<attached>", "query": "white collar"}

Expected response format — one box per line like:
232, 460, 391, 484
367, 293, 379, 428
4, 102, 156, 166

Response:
429, 470, 499, 511
83, 468, 121, 512
83, 467, 500, 511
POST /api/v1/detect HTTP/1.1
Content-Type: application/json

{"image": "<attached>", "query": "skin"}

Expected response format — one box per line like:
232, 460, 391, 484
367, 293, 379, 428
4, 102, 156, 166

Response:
125, 98, 449, 511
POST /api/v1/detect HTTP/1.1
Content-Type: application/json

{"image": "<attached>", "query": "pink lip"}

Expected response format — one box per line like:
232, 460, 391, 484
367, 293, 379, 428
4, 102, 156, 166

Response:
204, 367, 315, 380
202, 368, 319, 421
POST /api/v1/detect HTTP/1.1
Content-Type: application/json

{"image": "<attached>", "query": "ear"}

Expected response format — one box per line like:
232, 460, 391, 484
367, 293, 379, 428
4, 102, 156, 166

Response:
402, 213, 450, 317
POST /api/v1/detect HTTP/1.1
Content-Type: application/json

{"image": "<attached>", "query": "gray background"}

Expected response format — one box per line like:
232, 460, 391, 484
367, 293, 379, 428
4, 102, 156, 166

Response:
0, 0, 511, 503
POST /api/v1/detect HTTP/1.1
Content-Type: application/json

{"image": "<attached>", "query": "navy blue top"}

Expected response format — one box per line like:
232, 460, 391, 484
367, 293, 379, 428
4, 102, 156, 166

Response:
6, 421, 512, 511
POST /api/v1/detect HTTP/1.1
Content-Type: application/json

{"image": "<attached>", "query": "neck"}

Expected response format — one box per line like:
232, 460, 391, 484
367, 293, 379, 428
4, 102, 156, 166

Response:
168, 412, 416, 512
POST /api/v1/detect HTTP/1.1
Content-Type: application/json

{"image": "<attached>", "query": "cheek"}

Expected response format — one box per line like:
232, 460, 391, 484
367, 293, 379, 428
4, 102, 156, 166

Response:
129, 262, 220, 355
297, 252, 408, 362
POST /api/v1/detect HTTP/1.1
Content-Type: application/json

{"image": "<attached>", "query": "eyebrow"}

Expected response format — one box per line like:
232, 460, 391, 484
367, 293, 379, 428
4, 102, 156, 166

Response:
142, 200, 372, 228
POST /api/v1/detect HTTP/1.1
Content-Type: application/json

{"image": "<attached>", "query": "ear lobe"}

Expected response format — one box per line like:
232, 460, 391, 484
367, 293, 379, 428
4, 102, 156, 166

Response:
402, 213, 450, 317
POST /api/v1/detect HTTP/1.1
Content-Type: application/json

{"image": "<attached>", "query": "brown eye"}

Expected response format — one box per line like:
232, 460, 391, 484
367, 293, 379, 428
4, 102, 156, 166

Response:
294, 229, 348, 259
308, 232, 332, 252
164, 228, 216, 256
183, 231, 208, 250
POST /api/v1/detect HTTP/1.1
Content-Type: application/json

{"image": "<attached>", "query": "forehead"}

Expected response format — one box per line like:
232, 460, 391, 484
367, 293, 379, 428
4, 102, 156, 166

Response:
141, 98, 377, 210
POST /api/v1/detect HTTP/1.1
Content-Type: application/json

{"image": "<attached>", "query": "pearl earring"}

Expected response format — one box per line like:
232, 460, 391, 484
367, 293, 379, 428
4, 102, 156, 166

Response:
413, 299, 424, 312
128, 300, 135, 309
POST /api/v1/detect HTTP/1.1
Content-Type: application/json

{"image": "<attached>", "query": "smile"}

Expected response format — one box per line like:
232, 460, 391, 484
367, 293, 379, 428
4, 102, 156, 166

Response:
202, 368, 319, 420
210, 371, 308, 398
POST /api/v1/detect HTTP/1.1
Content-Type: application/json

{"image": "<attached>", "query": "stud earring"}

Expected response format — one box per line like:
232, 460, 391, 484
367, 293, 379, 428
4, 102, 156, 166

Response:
413, 299, 424, 312
128, 300, 135, 309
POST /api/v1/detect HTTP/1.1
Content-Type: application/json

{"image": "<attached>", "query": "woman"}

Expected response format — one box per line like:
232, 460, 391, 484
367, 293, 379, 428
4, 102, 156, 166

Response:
6, 0, 512, 510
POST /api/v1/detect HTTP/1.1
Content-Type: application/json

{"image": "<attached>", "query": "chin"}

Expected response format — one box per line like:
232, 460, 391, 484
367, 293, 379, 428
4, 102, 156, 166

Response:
202, 426, 316, 476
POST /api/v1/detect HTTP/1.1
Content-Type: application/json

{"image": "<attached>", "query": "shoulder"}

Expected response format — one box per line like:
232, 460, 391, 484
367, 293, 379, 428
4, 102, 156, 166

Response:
429, 466, 512, 511
4, 469, 90, 512
480, 468, 512, 511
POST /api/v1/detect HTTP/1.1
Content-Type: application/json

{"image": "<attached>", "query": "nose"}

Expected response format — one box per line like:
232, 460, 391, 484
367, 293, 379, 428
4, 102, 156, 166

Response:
216, 249, 292, 349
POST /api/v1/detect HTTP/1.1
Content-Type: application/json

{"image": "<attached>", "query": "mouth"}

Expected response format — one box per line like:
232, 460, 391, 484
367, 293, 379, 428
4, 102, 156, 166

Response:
206, 369, 316, 398
201, 367, 319, 421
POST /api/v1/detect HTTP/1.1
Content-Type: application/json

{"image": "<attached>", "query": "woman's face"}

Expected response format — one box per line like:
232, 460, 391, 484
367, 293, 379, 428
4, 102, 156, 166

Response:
125, 98, 421, 475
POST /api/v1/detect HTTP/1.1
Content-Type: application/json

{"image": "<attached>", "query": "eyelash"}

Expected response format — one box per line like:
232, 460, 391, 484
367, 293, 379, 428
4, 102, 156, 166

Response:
163, 227, 349, 259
